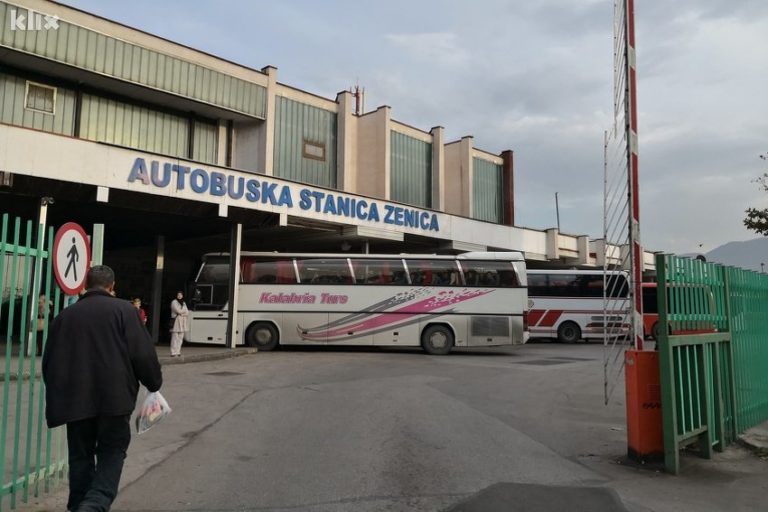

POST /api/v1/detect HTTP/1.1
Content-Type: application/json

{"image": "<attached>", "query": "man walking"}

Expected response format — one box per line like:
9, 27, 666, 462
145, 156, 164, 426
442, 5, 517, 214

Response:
43, 266, 162, 512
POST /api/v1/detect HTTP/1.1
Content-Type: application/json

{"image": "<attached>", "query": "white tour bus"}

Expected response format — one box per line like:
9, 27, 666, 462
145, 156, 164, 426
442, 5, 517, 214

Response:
527, 269, 629, 343
189, 251, 529, 355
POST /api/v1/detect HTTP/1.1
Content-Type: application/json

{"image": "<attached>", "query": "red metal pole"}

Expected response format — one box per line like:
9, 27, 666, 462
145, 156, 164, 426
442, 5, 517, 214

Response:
625, 0, 644, 350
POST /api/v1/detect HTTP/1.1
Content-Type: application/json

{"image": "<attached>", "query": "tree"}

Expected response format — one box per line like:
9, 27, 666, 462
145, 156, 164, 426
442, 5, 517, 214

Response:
744, 153, 768, 235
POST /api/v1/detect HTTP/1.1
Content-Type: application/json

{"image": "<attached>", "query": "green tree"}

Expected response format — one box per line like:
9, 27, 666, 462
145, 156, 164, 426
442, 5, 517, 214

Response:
744, 153, 768, 235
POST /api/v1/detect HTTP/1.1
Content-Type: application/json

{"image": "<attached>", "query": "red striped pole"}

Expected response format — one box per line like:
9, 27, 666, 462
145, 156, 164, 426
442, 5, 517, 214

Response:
625, 0, 644, 350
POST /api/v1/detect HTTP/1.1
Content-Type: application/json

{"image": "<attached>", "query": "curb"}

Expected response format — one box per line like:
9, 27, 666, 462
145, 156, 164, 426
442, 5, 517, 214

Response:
1, 348, 259, 381
737, 431, 768, 458
157, 347, 258, 366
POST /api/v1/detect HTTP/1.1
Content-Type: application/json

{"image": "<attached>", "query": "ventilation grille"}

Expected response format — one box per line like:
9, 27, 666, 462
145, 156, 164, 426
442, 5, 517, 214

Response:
471, 316, 510, 337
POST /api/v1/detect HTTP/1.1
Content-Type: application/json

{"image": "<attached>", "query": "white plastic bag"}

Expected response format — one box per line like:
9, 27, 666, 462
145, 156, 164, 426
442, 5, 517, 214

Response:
135, 391, 172, 435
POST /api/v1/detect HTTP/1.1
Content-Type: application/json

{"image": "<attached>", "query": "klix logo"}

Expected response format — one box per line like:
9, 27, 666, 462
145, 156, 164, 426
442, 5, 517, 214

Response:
9, 8, 60, 31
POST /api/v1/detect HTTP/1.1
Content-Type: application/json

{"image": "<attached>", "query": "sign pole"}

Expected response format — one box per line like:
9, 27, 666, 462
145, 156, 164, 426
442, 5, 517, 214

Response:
226, 223, 242, 349
26, 198, 51, 356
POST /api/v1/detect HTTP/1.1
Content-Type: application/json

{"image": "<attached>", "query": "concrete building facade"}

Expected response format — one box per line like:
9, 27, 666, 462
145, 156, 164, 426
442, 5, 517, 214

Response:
0, 0, 653, 341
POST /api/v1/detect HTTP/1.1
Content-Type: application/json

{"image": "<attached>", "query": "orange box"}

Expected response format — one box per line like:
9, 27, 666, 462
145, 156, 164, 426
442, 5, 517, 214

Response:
625, 350, 664, 462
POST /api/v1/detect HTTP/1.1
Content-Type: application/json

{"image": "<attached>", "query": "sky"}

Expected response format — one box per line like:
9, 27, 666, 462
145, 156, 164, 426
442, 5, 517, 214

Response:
65, 0, 768, 254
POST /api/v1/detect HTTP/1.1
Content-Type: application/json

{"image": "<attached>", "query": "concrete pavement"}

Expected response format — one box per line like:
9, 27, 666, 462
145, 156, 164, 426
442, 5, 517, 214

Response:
16, 343, 768, 511
739, 422, 768, 457
0, 344, 256, 381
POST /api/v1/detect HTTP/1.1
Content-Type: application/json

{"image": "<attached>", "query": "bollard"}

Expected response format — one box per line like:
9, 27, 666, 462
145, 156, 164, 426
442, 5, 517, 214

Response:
625, 350, 664, 462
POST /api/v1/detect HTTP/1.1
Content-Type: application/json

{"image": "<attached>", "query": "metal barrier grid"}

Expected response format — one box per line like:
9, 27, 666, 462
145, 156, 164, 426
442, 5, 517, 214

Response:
1, 214, 69, 511
727, 267, 768, 434
658, 254, 768, 474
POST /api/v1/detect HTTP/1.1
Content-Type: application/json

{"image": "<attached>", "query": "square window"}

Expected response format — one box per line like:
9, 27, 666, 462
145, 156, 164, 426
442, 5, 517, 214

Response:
302, 140, 326, 161
25, 81, 57, 115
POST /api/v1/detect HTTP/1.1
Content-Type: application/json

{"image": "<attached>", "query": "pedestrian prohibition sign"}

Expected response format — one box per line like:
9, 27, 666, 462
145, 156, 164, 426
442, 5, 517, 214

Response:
53, 222, 91, 295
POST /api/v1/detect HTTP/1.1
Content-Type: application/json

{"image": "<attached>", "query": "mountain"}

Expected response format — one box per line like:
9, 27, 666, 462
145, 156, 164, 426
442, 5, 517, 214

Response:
704, 237, 768, 273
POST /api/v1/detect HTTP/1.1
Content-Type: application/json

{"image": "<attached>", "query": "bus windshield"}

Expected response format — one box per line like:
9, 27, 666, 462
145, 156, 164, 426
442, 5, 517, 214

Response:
192, 256, 230, 311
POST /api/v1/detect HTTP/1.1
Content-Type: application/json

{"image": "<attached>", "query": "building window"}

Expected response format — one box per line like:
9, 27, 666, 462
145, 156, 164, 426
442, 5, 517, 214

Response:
302, 139, 326, 161
24, 81, 56, 115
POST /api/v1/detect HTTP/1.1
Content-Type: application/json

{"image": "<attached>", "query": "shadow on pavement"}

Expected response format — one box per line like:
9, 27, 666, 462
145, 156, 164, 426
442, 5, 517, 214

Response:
445, 482, 629, 512
271, 344, 524, 357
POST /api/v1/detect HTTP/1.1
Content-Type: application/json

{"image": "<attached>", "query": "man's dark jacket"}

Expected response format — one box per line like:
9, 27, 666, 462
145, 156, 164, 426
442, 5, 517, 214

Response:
42, 290, 163, 428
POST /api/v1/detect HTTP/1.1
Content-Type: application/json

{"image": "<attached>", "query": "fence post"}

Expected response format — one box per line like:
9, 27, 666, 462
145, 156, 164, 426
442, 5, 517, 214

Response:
697, 343, 713, 459
722, 269, 738, 438
657, 253, 680, 474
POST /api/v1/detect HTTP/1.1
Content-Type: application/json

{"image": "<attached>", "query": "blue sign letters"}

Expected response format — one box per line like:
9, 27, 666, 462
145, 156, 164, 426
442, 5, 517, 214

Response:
128, 157, 440, 232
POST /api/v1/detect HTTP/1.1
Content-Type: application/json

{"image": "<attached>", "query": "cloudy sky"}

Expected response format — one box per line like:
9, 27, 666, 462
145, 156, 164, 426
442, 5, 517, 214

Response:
67, 0, 768, 254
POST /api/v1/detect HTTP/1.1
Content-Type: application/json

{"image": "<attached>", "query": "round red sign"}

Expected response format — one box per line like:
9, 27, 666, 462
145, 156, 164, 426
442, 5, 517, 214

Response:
53, 222, 91, 295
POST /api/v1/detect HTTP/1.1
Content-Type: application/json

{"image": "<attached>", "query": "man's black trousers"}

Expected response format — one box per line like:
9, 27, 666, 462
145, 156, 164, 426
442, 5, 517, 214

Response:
66, 415, 131, 512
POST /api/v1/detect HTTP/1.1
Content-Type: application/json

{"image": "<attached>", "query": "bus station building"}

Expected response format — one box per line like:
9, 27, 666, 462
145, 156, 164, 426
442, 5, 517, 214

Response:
0, 0, 655, 344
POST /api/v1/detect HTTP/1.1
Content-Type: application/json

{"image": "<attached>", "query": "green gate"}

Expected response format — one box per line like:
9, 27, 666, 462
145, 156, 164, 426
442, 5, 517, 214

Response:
1, 213, 75, 510
657, 254, 768, 474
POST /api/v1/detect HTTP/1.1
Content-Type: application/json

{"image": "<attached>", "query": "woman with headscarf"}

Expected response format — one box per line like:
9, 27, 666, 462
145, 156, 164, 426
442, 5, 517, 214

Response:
169, 291, 189, 357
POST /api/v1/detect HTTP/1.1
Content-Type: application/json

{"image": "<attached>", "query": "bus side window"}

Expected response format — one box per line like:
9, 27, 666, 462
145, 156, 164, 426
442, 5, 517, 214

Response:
580, 276, 604, 298
240, 261, 253, 283
405, 260, 461, 287
527, 274, 548, 296
497, 270, 518, 287
642, 286, 658, 314
480, 272, 498, 286
297, 259, 353, 285
350, 259, 406, 285
277, 260, 296, 284
462, 261, 518, 287
606, 275, 629, 298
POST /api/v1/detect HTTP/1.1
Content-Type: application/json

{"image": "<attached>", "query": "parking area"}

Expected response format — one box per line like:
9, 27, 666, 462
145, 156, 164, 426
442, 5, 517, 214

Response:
22, 342, 768, 512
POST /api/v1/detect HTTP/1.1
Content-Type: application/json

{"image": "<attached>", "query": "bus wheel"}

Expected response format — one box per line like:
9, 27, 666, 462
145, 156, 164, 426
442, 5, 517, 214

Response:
557, 322, 581, 344
421, 325, 454, 355
245, 322, 279, 351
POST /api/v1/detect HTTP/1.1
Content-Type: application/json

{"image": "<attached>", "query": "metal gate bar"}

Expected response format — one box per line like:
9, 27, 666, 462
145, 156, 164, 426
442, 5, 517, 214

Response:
0, 214, 69, 511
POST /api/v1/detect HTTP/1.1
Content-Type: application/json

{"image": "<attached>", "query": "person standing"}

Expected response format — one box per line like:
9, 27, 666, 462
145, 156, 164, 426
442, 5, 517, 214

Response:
169, 291, 189, 357
42, 265, 162, 512
132, 298, 147, 326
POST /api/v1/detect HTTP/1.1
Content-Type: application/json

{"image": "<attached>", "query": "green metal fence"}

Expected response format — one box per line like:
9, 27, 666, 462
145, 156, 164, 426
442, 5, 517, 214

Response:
657, 254, 768, 474
727, 266, 768, 432
1, 213, 70, 510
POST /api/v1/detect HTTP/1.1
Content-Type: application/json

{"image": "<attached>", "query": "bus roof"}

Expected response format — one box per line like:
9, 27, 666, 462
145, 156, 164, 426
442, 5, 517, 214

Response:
202, 251, 525, 262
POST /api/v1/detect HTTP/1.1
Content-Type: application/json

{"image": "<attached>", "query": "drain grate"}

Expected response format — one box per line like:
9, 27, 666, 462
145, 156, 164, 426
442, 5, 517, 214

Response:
205, 371, 245, 376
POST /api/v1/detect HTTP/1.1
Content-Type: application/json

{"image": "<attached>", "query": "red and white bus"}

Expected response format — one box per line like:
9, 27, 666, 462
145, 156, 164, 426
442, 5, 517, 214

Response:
189, 251, 529, 355
642, 282, 718, 340
527, 270, 629, 343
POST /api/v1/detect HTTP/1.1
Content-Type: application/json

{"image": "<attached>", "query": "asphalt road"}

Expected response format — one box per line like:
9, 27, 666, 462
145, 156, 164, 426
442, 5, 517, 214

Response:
23, 342, 768, 512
